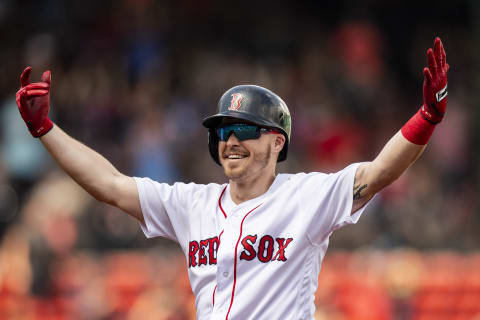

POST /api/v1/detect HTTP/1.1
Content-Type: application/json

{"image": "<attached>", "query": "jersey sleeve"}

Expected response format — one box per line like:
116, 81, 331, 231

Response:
297, 162, 371, 245
134, 177, 195, 242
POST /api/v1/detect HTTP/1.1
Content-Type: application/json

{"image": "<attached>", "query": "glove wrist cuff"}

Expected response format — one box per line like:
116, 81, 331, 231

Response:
29, 117, 53, 138
420, 103, 444, 124
401, 108, 436, 145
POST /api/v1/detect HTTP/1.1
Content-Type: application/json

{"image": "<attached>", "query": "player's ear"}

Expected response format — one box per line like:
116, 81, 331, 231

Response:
273, 134, 285, 153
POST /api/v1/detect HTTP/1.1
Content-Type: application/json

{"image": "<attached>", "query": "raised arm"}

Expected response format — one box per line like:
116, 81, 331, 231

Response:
352, 37, 449, 214
15, 67, 143, 223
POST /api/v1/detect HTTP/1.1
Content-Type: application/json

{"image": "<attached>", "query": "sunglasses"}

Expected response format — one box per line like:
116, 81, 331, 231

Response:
216, 124, 278, 141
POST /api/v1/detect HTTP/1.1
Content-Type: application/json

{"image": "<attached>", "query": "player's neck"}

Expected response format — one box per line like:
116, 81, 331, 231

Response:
229, 171, 276, 205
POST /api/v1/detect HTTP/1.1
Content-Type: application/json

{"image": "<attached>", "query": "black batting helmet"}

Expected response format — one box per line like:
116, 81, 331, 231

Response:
202, 85, 291, 165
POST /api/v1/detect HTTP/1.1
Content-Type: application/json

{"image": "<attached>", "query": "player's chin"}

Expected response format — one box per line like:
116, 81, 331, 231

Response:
224, 169, 248, 181
222, 159, 249, 178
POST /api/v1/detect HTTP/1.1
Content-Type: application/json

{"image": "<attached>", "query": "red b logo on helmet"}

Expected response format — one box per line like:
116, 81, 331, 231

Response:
229, 93, 243, 111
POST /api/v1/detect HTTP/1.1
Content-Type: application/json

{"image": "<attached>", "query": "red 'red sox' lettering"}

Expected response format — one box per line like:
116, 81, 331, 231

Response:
239, 235, 257, 261
189, 235, 293, 268
189, 240, 199, 267
198, 239, 209, 266
208, 237, 219, 265
258, 235, 275, 263
272, 238, 293, 261
240, 235, 293, 262
189, 236, 219, 268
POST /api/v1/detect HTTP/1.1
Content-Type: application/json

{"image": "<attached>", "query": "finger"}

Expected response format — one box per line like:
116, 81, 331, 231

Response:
15, 88, 26, 105
41, 70, 51, 85
434, 37, 442, 67
20, 66, 32, 88
24, 82, 50, 90
423, 67, 433, 85
26, 89, 49, 97
16, 88, 28, 107
434, 37, 447, 72
440, 39, 447, 70
427, 48, 437, 77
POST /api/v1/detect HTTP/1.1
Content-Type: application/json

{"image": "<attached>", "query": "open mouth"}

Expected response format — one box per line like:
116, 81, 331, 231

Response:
224, 153, 249, 160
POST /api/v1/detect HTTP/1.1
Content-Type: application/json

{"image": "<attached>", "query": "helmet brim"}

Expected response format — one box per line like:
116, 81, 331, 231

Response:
203, 110, 285, 132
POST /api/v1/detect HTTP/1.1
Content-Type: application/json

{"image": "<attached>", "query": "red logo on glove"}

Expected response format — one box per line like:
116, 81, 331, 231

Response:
229, 93, 243, 111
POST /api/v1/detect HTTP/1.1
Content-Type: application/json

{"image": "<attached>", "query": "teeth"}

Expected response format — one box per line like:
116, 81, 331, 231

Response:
227, 154, 245, 159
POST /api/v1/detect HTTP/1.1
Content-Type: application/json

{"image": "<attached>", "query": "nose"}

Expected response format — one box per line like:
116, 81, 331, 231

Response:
226, 132, 240, 146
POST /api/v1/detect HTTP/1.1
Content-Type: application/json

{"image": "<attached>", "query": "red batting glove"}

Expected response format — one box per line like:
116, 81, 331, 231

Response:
15, 66, 54, 138
401, 37, 450, 145
420, 37, 449, 124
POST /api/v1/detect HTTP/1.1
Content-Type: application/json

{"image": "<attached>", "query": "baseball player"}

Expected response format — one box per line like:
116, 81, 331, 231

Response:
15, 37, 448, 319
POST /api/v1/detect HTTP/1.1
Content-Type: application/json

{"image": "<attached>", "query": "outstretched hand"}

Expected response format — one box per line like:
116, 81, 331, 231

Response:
421, 37, 449, 124
15, 66, 54, 137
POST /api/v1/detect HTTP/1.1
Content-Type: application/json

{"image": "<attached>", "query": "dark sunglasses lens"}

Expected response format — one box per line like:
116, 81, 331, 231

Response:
216, 125, 260, 141
235, 126, 260, 140
216, 127, 229, 141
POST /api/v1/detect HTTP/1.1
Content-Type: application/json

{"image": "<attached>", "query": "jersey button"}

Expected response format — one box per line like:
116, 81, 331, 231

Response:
223, 272, 229, 278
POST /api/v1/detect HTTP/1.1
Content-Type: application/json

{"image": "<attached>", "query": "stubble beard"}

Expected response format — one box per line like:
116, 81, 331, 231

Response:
224, 145, 271, 181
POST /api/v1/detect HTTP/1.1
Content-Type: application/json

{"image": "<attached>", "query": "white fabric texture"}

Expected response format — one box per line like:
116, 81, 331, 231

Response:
134, 162, 372, 320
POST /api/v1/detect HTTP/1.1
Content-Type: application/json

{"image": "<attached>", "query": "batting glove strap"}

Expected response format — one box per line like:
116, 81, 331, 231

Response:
401, 109, 436, 145
28, 117, 54, 138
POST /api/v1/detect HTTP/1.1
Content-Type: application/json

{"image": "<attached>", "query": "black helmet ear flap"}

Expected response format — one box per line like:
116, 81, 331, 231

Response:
208, 129, 221, 166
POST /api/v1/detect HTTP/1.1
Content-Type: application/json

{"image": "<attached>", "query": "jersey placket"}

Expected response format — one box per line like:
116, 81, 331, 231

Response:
212, 201, 262, 320
212, 206, 240, 318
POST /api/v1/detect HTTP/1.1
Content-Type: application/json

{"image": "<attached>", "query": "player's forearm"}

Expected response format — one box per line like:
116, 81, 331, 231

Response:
354, 38, 448, 204
368, 130, 426, 191
40, 125, 124, 205
351, 130, 426, 214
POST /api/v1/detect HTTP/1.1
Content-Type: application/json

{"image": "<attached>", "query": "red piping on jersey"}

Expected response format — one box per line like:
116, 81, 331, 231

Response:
213, 285, 217, 306
218, 186, 227, 218
225, 203, 262, 320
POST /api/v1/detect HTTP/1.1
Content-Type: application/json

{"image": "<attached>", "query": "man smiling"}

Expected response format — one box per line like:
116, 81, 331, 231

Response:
202, 85, 292, 206
15, 38, 448, 319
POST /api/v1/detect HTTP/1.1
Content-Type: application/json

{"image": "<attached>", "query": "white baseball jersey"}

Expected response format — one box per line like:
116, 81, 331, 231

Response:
135, 162, 372, 320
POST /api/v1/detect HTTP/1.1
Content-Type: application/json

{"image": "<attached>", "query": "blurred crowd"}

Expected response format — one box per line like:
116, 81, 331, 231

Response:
0, 0, 478, 319
2, 248, 480, 319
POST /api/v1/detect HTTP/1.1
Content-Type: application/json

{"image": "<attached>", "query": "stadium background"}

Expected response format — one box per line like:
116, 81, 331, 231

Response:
1, 0, 479, 319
